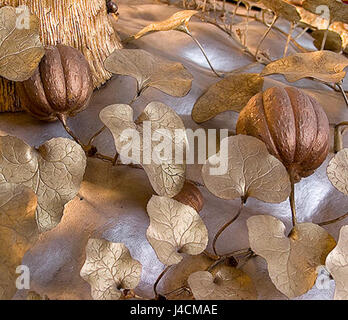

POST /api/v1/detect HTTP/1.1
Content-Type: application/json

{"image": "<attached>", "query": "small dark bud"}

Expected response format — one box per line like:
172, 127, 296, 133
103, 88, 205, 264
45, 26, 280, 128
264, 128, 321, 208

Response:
107, 1, 118, 14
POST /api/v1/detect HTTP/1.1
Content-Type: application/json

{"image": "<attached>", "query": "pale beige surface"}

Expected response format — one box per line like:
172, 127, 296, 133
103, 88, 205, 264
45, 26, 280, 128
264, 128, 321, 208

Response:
1, 1, 348, 300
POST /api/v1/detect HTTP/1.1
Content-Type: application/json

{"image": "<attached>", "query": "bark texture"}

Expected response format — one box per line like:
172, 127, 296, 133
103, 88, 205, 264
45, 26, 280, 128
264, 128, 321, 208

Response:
0, 0, 122, 112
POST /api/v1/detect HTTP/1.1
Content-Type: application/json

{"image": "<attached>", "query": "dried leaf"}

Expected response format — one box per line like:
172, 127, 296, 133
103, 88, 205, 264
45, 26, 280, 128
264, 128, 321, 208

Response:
202, 135, 291, 203
161, 254, 214, 300
261, 0, 301, 22
80, 239, 142, 300
312, 30, 343, 52
146, 195, 208, 266
100, 102, 187, 198
188, 265, 257, 300
191, 74, 264, 123
0, 186, 38, 299
326, 225, 348, 300
247, 215, 336, 298
303, 0, 348, 24
0, 136, 87, 232
327, 149, 348, 195
260, 50, 348, 83
104, 49, 193, 97
132, 10, 198, 40
0, 6, 44, 81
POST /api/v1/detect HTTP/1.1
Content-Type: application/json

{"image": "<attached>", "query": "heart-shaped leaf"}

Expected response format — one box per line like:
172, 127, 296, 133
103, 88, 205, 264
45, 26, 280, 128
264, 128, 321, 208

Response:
0, 6, 44, 81
132, 10, 198, 40
146, 195, 208, 266
100, 102, 187, 198
188, 264, 257, 300
202, 135, 291, 203
260, 51, 348, 83
303, 0, 348, 24
261, 0, 301, 22
0, 185, 38, 299
247, 215, 336, 298
191, 74, 264, 123
327, 149, 348, 195
326, 225, 348, 300
104, 49, 193, 97
80, 239, 142, 300
0, 136, 87, 232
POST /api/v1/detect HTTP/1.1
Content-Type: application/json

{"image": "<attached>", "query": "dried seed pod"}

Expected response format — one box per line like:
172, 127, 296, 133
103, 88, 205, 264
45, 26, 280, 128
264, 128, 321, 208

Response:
18, 44, 93, 121
174, 181, 204, 213
236, 86, 330, 182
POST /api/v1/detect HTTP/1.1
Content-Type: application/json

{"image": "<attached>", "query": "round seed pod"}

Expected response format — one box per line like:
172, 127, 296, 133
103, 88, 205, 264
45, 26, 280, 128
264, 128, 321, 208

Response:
18, 44, 93, 121
174, 181, 204, 213
236, 86, 330, 182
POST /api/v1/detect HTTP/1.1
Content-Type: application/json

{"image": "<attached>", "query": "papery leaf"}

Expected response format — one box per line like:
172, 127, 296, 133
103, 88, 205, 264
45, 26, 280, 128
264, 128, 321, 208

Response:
80, 239, 142, 300
327, 149, 348, 195
0, 136, 87, 232
303, 0, 348, 24
247, 215, 336, 298
261, 0, 301, 22
104, 49, 193, 97
100, 102, 187, 198
326, 225, 348, 300
312, 30, 343, 52
188, 265, 257, 300
146, 196, 208, 266
202, 135, 291, 203
191, 74, 264, 123
0, 186, 38, 299
132, 10, 198, 39
0, 6, 44, 81
162, 254, 214, 300
260, 50, 348, 83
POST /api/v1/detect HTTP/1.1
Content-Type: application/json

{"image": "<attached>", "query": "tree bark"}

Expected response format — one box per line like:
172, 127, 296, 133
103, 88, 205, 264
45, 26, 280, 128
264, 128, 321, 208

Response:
0, 0, 122, 112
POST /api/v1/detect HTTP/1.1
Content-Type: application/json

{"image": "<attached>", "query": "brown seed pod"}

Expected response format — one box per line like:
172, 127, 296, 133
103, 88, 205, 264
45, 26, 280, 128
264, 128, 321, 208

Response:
236, 86, 330, 182
18, 44, 93, 121
174, 181, 204, 213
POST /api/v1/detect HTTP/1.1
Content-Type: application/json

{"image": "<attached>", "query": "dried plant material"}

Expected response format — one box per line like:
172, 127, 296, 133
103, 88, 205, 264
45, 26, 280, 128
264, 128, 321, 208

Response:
100, 102, 187, 198
327, 149, 348, 195
132, 10, 198, 40
303, 0, 348, 24
188, 265, 257, 300
326, 225, 348, 300
191, 74, 264, 123
312, 30, 343, 52
80, 239, 142, 300
261, 0, 301, 22
104, 49, 193, 97
0, 186, 38, 300
202, 135, 291, 203
162, 254, 214, 300
0, 6, 44, 82
0, 136, 87, 232
26, 291, 49, 300
146, 196, 208, 266
247, 215, 336, 298
260, 51, 348, 83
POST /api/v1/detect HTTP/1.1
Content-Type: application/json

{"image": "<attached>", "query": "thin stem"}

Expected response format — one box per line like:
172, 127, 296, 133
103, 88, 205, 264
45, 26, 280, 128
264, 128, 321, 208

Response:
319, 212, 348, 226
243, 5, 250, 47
289, 172, 297, 226
293, 27, 309, 41
283, 22, 296, 57
255, 15, 278, 59
57, 114, 85, 149
230, 0, 241, 32
338, 82, 348, 108
212, 199, 244, 256
153, 266, 171, 299
88, 126, 106, 146
320, 27, 329, 51
182, 26, 222, 78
